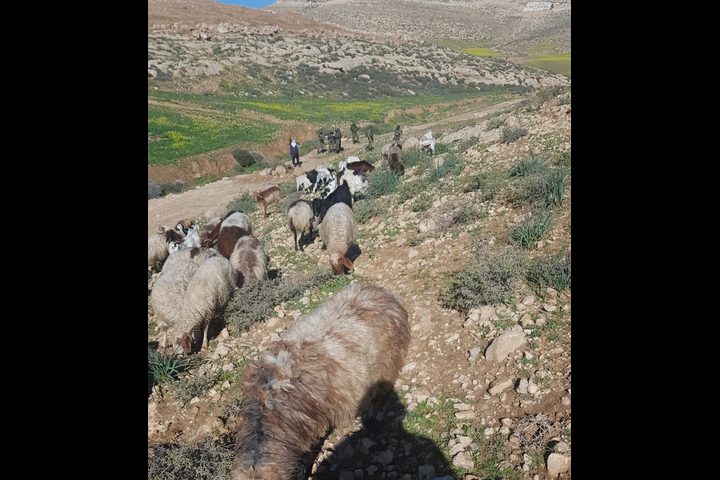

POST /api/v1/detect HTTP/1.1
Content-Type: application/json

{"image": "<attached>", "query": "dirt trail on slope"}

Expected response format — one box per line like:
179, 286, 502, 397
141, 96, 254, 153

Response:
147, 98, 522, 236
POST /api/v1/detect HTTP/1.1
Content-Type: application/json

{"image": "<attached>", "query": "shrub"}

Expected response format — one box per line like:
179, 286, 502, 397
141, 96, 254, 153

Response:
148, 347, 191, 385
485, 118, 505, 131
232, 148, 257, 168
227, 193, 257, 214
171, 366, 222, 405
508, 155, 549, 178
412, 193, 433, 213
526, 249, 571, 294
160, 180, 186, 195
397, 176, 433, 203
148, 181, 163, 199
224, 268, 333, 332
502, 127, 528, 144
430, 152, 463, 181
463, 171, 504, 201
441, 246, 525, 311
354, 198, 384, 223
509, 209, 554, 249
364, 169, 400, 199
544, 168, 567, 207
148, 437, 235, 480
403, 148, 433, 173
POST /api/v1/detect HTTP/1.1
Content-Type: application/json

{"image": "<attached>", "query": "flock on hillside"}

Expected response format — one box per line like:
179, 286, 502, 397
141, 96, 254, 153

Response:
148, 134, 441, 479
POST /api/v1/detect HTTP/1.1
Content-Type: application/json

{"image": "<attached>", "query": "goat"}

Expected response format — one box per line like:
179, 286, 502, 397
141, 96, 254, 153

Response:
311, 182, 352, 225
255, 186, 281, 217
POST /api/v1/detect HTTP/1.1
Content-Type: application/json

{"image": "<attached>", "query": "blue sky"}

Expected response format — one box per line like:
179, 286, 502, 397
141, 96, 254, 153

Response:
216, 0, 275, 8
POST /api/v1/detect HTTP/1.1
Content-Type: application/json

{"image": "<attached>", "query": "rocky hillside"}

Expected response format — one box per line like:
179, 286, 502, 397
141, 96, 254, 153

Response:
148, 0, 568, 97
148, 87, 572, 479
268, 0, 571, 56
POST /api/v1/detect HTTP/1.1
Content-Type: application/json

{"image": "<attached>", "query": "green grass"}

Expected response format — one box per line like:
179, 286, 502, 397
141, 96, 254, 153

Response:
463, 47, 497, 57
509, 209, 554, 249
150, 89, 515, 126
526, 249, 571, 294
147, 106, 277, 166
526, 53, 571, 77
227, 193, 258, 215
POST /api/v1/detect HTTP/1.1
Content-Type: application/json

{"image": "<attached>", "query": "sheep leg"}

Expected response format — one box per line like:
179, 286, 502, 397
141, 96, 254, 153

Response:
202, 323, 209, 350
294, 230, 298, 251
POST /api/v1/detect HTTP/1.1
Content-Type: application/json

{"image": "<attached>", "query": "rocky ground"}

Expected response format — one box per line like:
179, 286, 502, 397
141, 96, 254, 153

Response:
148, 0, 569, 96
148, 87, 571, 479
268, 0, 571, 57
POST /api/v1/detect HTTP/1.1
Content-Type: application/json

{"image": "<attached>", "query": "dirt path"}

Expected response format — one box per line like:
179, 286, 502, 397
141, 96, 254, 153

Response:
147, 98, 523, 236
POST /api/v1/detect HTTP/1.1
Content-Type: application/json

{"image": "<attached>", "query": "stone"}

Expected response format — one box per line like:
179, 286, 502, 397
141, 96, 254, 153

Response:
488, 377, 513, 395
547, 453, 571, 477
452, 452, 475, 469
485, 326, 527, 362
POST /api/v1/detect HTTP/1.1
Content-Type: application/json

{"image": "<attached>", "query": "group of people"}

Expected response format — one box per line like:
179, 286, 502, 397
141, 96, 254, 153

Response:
289, 122, 403, 165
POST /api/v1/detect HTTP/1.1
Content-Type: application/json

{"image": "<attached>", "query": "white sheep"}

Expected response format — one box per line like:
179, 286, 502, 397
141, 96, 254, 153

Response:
148, 226, 182, 271
170, 254, 236, 355
230, 235, 267, 287
319, 202, 357, 275
151, 248, 220, 347
287, 200, 315, 251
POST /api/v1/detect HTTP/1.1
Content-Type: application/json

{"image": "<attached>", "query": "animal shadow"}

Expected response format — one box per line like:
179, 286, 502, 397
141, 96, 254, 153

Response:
312, 384, 457, 480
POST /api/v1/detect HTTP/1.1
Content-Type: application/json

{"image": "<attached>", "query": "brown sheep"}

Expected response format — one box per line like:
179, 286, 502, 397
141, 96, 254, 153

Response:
231, 283, 411, 480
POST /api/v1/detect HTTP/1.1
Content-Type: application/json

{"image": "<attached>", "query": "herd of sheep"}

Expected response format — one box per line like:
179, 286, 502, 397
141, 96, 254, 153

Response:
149, 149, 414, 479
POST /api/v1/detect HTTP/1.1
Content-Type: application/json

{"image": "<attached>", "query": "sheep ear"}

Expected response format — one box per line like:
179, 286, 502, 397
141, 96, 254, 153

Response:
343, 256, 354, 271
179, 335, 192, 355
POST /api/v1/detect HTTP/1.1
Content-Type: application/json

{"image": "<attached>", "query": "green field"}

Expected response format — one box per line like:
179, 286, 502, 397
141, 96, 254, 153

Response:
526, 53, 571, 77
148, 88, 516, 165
147, 106, 278, 166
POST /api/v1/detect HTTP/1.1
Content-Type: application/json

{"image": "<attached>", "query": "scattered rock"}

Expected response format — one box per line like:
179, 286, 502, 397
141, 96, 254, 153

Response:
516, 378, 529, 394
547, 453, 571, 477
522, 295, 535, 306
488, 377, 513, 395
468, 347, 483, 362
455, 411, 475, 420
452, 451, 475, 469
485, 326, 527, 361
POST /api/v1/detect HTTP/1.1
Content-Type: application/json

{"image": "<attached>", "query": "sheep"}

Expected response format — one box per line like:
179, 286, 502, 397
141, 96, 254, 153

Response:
203, 206, 229, 221
150, 247, 220, 344
229, 235, 267, 287
311, 182, 352, 225
170, 254, 236, 355
287, 199, 315, 251
199, 216, 224, 247
231, 282, 410, 480
204, 212, 253, 254
319, 202, 357, 275
217, 226, 251, 259
255, 186, 281, 217
148, 226, 183, 270
388, 151, 405, 176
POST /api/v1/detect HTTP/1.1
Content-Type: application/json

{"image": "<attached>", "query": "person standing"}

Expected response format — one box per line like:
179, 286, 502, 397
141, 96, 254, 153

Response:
393, 124, 402, 143
289, 138, 301, 167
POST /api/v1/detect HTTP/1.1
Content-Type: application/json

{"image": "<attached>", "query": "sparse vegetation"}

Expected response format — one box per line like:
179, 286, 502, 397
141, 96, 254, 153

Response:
502, 127, 528, 144
148, 437, 234, 480
227, 193, 257, 214
224, 268, 334, 332
509, 209, 554, 249
526, 249, 571, 294
148, 348, 192, 385
354, 198, 384, 223
430, 152, 463, 181
364, 169, 400, 199
441, 246, 525, 311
